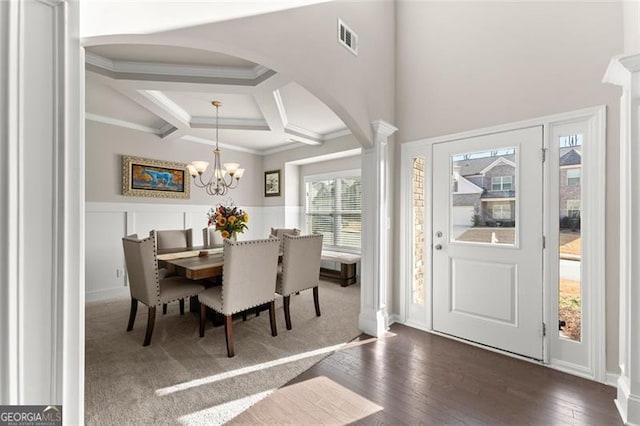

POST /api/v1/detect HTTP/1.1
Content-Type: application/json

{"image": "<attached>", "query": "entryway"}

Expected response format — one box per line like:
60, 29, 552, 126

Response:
400, 108, 605, 379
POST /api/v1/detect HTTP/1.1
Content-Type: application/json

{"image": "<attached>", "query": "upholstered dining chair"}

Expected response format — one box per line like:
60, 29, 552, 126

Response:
276, 233, 323, 330
122, 233, 204, 346
268, 227, 300, 253
154, 228, 193, 250
151, 228, 193, 315
198, 238, 280, 357
202, 226, 224, 247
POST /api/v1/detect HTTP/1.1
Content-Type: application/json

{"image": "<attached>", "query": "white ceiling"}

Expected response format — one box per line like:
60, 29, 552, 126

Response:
85, 43, 349, 155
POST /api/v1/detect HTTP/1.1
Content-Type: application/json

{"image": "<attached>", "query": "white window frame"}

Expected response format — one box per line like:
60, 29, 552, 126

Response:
492, 203, 511, 219
567, 199, 581, 218
304, 169, 361, 253
491, 175, 513, 191
567, 168, 581, 186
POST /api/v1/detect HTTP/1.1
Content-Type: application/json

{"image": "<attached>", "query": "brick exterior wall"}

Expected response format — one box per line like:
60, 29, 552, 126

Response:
412, 157, 425, 305
559, 166, 581, 218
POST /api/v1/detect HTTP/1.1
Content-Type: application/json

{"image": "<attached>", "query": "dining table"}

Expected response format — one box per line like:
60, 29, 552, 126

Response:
157, 247, 224, 280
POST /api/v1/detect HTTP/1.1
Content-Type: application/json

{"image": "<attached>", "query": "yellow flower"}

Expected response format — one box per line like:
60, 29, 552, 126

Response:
228, 215, 237, 224
243, 213, 249, 223
216, 216, 227, 226
221, 230, 230, 239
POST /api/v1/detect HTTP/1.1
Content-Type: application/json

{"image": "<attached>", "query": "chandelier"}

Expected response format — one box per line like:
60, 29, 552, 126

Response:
187, 101, 244, 196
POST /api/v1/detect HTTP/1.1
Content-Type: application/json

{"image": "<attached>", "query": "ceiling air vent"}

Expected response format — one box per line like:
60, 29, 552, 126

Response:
338, 19, 358, 56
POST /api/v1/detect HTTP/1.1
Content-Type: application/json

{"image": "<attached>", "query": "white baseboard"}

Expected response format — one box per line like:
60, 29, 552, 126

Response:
607, 372, 620, 387
387, 313, 400, 326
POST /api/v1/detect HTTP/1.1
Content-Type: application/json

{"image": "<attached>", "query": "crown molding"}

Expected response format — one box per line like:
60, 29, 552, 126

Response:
85, 113, 167, 135
190, 116, 269, 131
323, 127, 352, 141
272, 89, 288, 127
371, 119, 398, 138
85, 52, 272, 81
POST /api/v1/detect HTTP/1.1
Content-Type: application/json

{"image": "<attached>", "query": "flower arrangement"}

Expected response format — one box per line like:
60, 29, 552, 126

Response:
207, 204, 249, 240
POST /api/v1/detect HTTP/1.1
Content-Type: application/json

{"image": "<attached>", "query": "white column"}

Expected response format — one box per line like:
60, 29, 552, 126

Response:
604, 54, 640, 425
0, 0, 83, 422
359, 120, 397, 337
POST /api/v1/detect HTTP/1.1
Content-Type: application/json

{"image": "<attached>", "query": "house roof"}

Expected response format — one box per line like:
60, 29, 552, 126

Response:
453, 146, 581, 176
454, 154, 515, 177
560, 147, 582, 166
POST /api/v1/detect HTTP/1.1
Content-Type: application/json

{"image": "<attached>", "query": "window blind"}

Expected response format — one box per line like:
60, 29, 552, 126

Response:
306, 174, 361, 251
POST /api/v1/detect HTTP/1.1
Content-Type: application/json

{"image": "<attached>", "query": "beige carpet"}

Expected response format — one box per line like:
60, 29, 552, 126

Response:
85, 280, 361, 425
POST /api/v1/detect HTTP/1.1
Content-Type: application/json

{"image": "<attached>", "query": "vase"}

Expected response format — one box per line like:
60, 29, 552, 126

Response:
230, 232, 237, 242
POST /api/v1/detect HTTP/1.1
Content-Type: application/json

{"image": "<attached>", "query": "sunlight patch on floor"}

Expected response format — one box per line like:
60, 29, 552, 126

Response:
156, 337, 379, 397
227, 376, 383, 425
177, 389, 275, 425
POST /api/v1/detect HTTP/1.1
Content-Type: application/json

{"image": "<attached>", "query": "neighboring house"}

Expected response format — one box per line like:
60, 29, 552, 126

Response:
452, 146, 582, 227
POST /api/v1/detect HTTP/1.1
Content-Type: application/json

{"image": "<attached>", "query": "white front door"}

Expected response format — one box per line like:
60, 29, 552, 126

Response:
432, 126, 544, 360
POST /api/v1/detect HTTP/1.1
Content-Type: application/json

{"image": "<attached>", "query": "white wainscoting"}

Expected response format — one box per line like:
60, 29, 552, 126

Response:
86, 202, 280, 302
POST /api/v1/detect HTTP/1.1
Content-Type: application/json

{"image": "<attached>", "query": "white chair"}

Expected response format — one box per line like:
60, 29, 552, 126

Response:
268, 227, 301, 253
202, 226, 224, 247
198, 238, 280, 357
276, 233, 323, 330
122, 233, 204, 346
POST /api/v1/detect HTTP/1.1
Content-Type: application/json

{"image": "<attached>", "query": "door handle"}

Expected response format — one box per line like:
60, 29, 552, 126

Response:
434, 244, 443, 250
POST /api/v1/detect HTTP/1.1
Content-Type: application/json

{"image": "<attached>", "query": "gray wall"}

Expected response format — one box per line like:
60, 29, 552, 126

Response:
395, 0, 623, 374
85, 120, 264, 206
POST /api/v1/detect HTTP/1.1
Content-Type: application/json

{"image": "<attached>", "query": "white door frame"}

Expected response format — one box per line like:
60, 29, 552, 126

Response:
400, 106, 606, 381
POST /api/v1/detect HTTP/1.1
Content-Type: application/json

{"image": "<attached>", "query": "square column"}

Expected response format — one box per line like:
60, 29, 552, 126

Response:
359, 120, 397, 337
604, 54, 640, 425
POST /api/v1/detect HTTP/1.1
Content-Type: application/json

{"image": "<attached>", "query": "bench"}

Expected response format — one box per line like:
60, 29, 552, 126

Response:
320, 250, 361, 287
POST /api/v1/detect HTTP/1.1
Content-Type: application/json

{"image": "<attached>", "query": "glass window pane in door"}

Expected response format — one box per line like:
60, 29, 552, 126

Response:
451, 148, 517, 245
412, 157, 425, 305
558, 134, 582, 341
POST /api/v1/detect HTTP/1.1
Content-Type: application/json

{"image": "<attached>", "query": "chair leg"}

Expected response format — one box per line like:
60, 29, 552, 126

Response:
313, 286, 321, 317
162, 303, 167, 315
199, 303, 206, 337
179, 299, 185, 315
224, 315, 234, 357
126, 298, 138, 331
143, 306, 156, 347
269, 300, 278, 337
283, 295, 292, 330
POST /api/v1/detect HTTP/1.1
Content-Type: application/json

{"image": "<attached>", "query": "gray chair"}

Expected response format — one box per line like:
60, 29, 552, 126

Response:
276, 233, 323, 330
202, 226, 224, 247
154, 228, 193, 250
269, 227, 301, 253
198, 238, 280, 357
151, 228, 193, 314
122, 234, 204, 346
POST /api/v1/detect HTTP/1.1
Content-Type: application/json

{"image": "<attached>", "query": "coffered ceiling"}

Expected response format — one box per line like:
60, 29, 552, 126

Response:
85, 44, 350, 155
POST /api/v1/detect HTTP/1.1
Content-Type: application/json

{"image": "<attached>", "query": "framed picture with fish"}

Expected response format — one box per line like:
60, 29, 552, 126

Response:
122, 155, 190, 199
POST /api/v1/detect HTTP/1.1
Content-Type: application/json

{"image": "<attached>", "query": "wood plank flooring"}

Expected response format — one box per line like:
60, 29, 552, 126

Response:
250, 324, 621, 425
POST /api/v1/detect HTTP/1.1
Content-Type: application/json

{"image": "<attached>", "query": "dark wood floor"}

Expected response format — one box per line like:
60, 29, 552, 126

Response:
286, 324, 621, 425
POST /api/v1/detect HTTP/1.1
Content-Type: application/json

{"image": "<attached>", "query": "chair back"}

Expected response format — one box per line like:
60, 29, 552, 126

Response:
269, 227, 301, 253
202, 227, 224, 247
122, 234, 160, 306
221, 238, 280, 315
280, 233, 323, 296
153, 229, 193, 250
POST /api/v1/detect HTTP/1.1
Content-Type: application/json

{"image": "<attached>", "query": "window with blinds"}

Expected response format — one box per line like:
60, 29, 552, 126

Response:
305, 171, 361, 252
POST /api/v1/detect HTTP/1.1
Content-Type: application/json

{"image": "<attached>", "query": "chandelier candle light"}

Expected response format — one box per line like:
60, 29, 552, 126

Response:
187, 101, 245, 196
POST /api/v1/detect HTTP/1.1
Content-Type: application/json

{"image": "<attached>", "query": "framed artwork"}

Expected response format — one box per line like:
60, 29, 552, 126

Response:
264, 169, 281, 197
122, 155, 190, 199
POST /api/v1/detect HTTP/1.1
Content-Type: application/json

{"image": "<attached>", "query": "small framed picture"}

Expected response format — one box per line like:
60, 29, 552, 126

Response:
122, 155, 190, 199
264, 169, 281, 197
